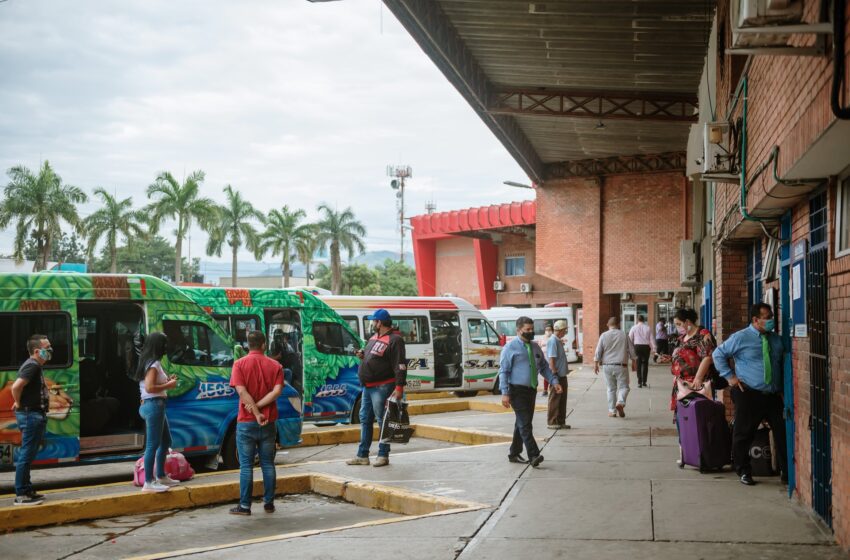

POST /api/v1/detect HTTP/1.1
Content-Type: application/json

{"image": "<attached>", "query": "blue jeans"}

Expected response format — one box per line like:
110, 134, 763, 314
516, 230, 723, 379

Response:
357, 383, 394, 458
139, 398, 172, 483
14, 411, 47, 496
236, 421, 277, 509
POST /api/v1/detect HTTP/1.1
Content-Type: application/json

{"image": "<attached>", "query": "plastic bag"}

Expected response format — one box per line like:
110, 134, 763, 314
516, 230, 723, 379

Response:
379, 397, 413, 444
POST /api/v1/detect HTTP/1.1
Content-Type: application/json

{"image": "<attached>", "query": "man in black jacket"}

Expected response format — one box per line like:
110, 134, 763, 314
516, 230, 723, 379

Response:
346, 309, 406, 468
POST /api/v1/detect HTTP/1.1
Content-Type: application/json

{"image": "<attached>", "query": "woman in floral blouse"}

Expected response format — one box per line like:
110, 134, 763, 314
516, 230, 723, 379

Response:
663, 308, 722, 411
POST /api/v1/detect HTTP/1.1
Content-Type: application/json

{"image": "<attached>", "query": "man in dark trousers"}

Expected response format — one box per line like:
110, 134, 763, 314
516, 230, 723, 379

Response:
713, 303, 787, 486
229, 331, 284, 515
346, 309, 406, 468
10, 334, 52, 506
500, 316, 562, 468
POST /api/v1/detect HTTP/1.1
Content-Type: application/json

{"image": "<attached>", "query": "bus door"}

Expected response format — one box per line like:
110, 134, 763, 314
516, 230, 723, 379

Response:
366, 313, 433, 392
430, 311, 463, 389
76, 301, 146, 455
463, 315, 502, 392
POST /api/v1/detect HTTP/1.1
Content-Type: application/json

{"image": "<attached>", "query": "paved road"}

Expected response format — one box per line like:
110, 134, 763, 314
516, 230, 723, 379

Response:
1, 365, 846, 560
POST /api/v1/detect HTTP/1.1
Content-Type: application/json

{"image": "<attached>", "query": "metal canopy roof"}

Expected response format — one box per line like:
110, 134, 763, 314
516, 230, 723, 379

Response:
384, 0, 715, 183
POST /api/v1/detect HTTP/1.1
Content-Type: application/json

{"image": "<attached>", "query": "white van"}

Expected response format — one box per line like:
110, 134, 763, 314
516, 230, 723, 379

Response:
482, 306, 578, 362
319, 296, 504, 396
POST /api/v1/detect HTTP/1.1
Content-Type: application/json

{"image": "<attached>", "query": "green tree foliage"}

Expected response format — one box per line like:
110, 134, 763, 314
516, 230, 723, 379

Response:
0, 161, 88, 270
93, 235, 200, 281
295, 225, 320, 283
315, 259, 417, 296
205, 185, 262, 287
145, 170, 216, 283
257, 206, 311, 288
84, 188, 146, 273
23, 231, 87, 265
315, 204, 366, 294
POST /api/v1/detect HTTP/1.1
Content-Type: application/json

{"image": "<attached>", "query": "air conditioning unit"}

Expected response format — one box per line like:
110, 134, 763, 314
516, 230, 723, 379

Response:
620, 293, 631, 302
493, 280, 505, 292
681, 240, 699, 287
658, 291, 673, 300
519, 283, 533, 293
703, 122, 733, 174
731, 0, 804, 47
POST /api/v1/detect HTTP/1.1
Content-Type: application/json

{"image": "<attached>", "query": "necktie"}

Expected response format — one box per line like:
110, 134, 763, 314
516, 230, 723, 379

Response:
526, 343, 538, 389
761, 334, 773, 385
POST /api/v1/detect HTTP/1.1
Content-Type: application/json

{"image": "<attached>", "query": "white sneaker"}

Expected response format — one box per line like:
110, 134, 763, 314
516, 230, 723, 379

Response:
156, 476, 180, 487
142, 481, 170, 492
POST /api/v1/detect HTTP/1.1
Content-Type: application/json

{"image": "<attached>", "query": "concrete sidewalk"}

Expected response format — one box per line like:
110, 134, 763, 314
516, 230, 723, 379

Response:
1, 365, 846, 559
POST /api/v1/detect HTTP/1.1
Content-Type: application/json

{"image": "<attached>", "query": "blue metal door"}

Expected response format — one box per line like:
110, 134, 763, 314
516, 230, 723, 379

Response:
779, 213, 794, 498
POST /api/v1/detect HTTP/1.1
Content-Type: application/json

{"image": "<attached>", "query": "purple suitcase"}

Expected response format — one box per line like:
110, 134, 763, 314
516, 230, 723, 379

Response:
676, 393, 731, 472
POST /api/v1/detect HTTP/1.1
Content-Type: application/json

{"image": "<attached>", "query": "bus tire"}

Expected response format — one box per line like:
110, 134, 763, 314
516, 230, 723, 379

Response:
221, 425, 239, 470
349, 395, 362, 424
453, 390, 478, 398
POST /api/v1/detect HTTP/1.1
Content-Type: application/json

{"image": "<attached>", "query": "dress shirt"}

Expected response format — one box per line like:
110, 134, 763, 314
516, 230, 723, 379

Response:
713, 325, 785, 393
667, 323, 677, 336
546, 336, 568, 377
655, 323, 667, 340
629, 322, 656, 351
499, 337, 559, 395
594, 328, 637, 365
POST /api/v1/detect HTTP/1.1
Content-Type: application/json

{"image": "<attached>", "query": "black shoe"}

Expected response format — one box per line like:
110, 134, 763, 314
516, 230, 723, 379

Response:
740, 474, 756, 486
508, 454, 528, 464
229, 505, 252, 515
13, 495, 44, 506
27, 491, 45, 501
264, 502, 275, 513
529, 455, 544, 468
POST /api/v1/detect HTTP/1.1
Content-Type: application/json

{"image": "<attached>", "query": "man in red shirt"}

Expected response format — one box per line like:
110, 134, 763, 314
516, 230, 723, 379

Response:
228, 331, 284, 515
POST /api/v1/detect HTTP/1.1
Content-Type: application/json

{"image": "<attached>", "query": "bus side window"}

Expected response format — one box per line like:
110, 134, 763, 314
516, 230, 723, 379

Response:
0, 313, 72, 369
163, 320, 233, 367
468, 318, 500, 345
313, 321, 359, 355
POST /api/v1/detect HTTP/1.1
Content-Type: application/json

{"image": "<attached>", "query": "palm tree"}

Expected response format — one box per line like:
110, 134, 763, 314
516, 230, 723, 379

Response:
205, 185, 262, 287
315, 204, 366, 294
257, 206, 311, 288
145, 170, 217, 283
0, 161, 88, 271
295, 227, 320, 285
84, 188, 146, 273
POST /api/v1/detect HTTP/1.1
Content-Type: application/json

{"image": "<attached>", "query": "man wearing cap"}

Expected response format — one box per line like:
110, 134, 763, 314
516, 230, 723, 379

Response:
546, 320, 571, 430
346, 309, 406, 468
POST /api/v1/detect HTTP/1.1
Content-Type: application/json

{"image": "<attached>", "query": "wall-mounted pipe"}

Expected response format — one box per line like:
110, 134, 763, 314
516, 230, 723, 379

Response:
833, 0, 850, 119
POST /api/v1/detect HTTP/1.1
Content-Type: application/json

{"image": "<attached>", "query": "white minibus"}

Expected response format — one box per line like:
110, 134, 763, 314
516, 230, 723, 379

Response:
482, 306, 578, 362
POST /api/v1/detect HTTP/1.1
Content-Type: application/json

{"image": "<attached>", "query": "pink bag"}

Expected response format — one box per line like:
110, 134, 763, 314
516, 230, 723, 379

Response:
133, 450, 195, 486
676, 378, 713, 401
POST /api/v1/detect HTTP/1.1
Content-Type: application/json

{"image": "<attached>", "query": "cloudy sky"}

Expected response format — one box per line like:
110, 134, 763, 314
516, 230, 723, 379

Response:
0, 0, 531, 264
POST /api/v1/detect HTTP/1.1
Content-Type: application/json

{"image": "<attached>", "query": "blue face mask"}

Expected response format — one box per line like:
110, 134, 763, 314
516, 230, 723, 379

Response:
763, 319, 775, 332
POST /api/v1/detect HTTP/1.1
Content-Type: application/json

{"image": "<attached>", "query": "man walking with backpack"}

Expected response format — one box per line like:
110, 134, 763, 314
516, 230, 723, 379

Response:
229, 331, 284, 515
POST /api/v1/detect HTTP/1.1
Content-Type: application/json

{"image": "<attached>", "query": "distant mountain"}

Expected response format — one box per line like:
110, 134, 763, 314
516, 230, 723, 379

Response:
199, 251, 414, 284
352, 251, 414, 268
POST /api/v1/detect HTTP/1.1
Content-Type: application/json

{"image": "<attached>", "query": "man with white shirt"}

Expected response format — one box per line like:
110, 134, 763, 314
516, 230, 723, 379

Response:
628, 315, 655, 388
594, 317, 637, 418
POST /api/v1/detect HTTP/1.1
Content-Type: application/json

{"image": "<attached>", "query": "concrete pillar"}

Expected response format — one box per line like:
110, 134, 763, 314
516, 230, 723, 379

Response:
413, 237, 437, 296
473, 238, 498, 309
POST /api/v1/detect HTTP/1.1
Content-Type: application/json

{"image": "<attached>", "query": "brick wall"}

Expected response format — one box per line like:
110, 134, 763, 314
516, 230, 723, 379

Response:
434, 237, 479, 304
496, 234, 581, 306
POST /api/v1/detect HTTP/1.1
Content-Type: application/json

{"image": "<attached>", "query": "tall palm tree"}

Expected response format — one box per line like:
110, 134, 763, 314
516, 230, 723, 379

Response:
205, 185, 262, 287
0, 161, 88, 271
145, 170, 217, 283
84, 188, 146, 273
257, 206, 310, 288
315, 204, 366, 294
295, 227, 320, 285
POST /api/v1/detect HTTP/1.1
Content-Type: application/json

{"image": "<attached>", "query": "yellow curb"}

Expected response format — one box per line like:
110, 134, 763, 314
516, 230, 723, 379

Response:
406, 400, 470, 415
298, 425, 378, 446
405, 391, 458, 401
411, 423, 512, 445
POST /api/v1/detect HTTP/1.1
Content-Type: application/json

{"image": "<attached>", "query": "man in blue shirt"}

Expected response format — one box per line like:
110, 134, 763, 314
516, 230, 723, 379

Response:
713, 303, 787, 486
500, 316, 562, 467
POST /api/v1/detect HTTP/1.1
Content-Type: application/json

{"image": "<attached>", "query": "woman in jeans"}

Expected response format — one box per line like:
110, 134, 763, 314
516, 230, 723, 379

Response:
134, 332, 179, 492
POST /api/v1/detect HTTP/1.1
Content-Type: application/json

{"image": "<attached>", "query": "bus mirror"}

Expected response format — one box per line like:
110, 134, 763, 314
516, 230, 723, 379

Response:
234, 345, 246, 360
498, 334, 507, 346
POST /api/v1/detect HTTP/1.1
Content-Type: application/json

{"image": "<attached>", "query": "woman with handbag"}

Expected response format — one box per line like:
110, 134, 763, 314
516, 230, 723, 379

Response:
663, 308, 723, 412
133, 332, 180, 492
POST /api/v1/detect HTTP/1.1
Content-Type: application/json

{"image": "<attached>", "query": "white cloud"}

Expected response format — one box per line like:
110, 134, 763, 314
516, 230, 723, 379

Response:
0, 0, 529, 262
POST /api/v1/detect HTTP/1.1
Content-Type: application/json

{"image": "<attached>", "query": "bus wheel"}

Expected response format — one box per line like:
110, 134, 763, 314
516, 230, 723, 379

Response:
349, 395, 362, 424
221, 426, 239, 470
453, 391, 478, 398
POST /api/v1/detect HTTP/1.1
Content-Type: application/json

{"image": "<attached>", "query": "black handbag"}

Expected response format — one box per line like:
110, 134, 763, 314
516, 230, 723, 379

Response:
379, 398, 414, 444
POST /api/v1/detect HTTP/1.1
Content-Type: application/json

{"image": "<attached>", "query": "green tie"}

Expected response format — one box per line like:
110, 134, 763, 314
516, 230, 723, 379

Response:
526, 342, 538, 389
761, 334, 773, 385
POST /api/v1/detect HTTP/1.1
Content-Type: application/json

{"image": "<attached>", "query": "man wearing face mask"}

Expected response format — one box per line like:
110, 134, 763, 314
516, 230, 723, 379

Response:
713, 303, 786, 486
499, 316, 562, 467
346, 309, 406, 468
10, 334, 53, 506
